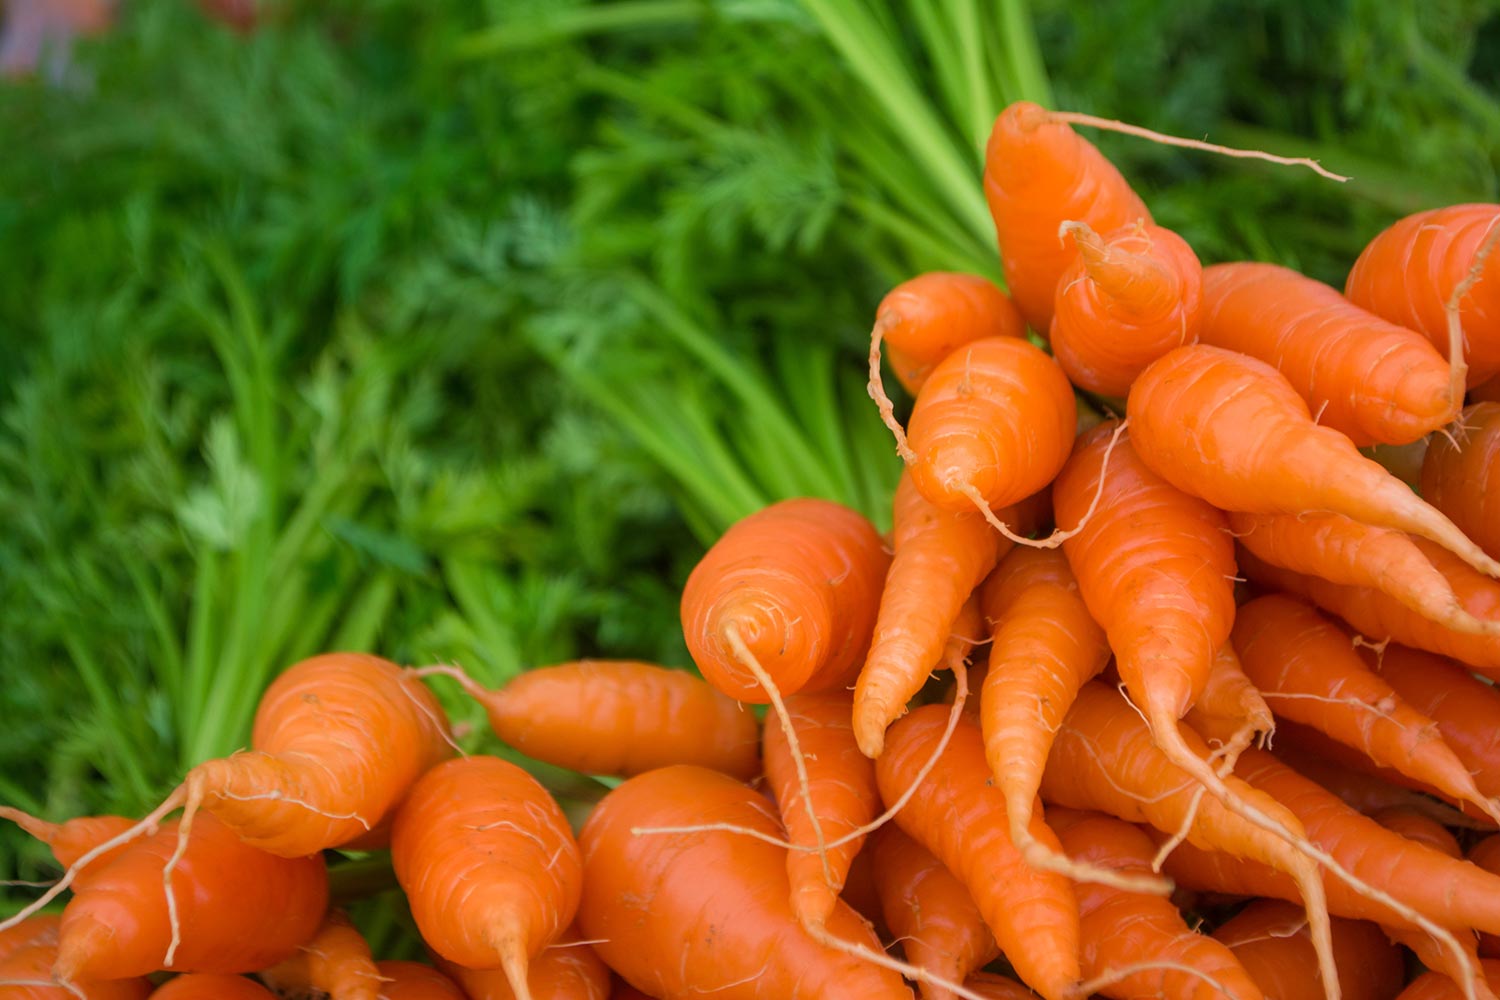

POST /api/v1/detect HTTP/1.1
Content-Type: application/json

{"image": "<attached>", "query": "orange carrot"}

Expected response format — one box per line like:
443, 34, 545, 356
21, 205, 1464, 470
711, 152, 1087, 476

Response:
149, 975, 275, 999
1228, 511, 1499, 636
873, 272, 1026, 395
1210, 899, 1403, 1000
1345, 204, 1500, 386
0, 916, 151, 1000
869, 825, 999, 1000
391, 756, 582, 1000
374, 962, 467, 1000
1474, 376, 1500, 403
1231, 595, 1500, 825
50, 811, 327, 982
957, 974, 1037, 1000
1397, 963, 1500, 1000
854, 470, 1012, 757
1422, 402, 1500, 562
1470, 836, 1500, 958
1184, 645, 1275, 768
982, 100, 1151, 333
1048, 808, 1265, 1000
418, 659, 760, 780
577, 765, 914, 999
1049, 219, 1202, 398
259, 911, 379, 1000
764, 689, 881, 930
0, 810, 135, 886
435, 941, 611, 1000
1126, 344, 1500, 578
839, 839, 887, 935
1197, 261, 1462, 446
877, 704, 1081, 1000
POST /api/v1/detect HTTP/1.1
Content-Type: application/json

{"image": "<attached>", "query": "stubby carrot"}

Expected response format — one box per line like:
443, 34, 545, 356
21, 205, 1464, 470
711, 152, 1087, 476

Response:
1210, 900, 1403, 1000
869, 826, 999, 1000
374, 961, 467, 1000
418, 659, 760, 781
1049, 219, 1202, 399
391, 756, 582, 1000
982, 100, 1151, 333
435, 941, 610, 1000
872, 272, 1026, 396
877, 704, 1081, 1000
259, 911, 380, 1000
1422, 402, 1500, 562
149, 975, 276, 999
1126, 344, 1500, 579
577, 765, 914, 1000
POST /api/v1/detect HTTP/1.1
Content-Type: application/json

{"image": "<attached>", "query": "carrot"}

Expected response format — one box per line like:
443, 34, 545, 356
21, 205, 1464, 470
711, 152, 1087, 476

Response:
391, 756, 580, 1000
877, 704, 1081, 1000
1196, 261, 1462, 446
982, 100, 1151, 333
871, 272, 1026, 396
1184, 646, 1274, 769
1236, 542, 1500, 676
149, 976, 275, 1000
839, 838, 887, 935
978, 545, 1165, 893
0, 916, 61, 962
1422, 402, 1500, 562
0, 810, 135, 885
1047, 808, 1265, 1000
1469, 836, 1500, 958
415, 659, 760, 780
1049, 219, 1202, 399
48, 811, 327, 982
1228, 510, 1500, 636
1210, 899, 1403, 1000
957, 974, 1037, 1000
854, 469, 1013, 758
764, 689, 881, 930
1344, 204, 1500, 386
1397, 963, 1500, 1000
374, 961, 467, 1000
435, 941, 610, 1000
869, 825, 999, 1000
0, 918, 151, 1000
576, 765, 914, 1000
611, 984, 659, 1000
259, 910, 379, 1000
1231, 594, 1500, 825
1126, 343, 1500, 579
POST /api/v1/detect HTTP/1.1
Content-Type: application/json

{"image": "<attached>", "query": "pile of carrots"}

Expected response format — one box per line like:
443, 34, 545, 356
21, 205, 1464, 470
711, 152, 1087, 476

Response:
4, 100, 1500, 1000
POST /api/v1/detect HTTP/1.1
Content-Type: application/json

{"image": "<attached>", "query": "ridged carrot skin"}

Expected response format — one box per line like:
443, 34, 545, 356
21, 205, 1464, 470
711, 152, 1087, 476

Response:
1048, 808, 1265, 1000
0, 810, 135, 886
1237, 543, 1500, 675
905, 337, 1077, 514
876, 272, 1027, 395
466, 660, 761, 780
983, 100, 1152, 333
764, 690, 880, 929
577, 765, 914, 1000
1049, 220, 1202, 398
259, 911, 379, 1000
1127, 344, 1500, 579
1232, 595, 1499, 823
1368, 644, 1500, 801
681, 498, 890, 704
1197, 262, 1457, 446
1210, 900, 1404, 1000
979, 547, 1109, 863
1053, 421, 1236, 729
436, 943, 611, 1000
52, 812, 328, 980
1345, 204, 1500, 385
869, 826, 999, 1000
185, 652, 454, 856
148, 976, 276, 1000
0, 918, 151, 1000
854, 470, 1011, 758
391, 756, 582, 986
1422, 402, 1500, 562
1183, 645, 1274, 762
375, 961, 468, 1000
877, 705, 1081, 1000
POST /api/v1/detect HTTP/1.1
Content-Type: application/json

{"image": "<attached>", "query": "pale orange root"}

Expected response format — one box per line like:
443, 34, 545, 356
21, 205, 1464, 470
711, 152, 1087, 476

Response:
498, 936, 534, 1000
1444, 215, 1499, 408
0, 806, 58, 843
1151, 784, 1208, 873
0, 785, 185, 934
959, 418, 1129, 549
867, 318, 917, 465
1074, 960, 1244, 1000
1151, 730, 1255, 871
1044, 110, 1349, 182
163, 783, 206, 966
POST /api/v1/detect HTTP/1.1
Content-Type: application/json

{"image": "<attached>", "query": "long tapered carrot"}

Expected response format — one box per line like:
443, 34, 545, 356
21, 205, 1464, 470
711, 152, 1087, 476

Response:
854, 470, 1013, 758
1422, 402, 1500, 562
1126, 344, 1500, 579
872, 272, 1027, 396
877, 704, 1082, 1000
982, 100, 1151, 333
1210, 900, 1404, 1000
1232, 595, 1500, 825
1049, 219, 1202, 399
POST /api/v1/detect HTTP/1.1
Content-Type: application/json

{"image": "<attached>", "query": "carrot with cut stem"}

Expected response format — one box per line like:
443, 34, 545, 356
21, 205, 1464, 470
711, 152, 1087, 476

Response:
391, 756, 582, 1000
1127, 344, 1500, 579
150, 976, 276, 1000
978, 545, 1167, 894
877, 704, 1082, 1000
871, 272, 1026, 396
258, 910, 380, 1000
413, 659, 760, 780
1210, 900, 1404, 1000
1231, 594, 1500, 825
1422, 402, 1500, 562
434, 940, 610, 1000
854, 470, 1014, 758
1049, 219, 1203, 399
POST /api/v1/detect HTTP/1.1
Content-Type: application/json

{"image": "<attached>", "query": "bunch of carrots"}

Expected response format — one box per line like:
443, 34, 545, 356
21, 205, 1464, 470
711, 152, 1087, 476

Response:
4, 100, 1500, 1000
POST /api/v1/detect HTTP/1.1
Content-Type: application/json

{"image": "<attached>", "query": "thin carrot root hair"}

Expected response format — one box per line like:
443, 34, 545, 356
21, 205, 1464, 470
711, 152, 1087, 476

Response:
867, 318, 918, 465
961, 419, 1130, 549
806, 921, 999, 1000
1014, 823, 1173, 896
1043, 110, 1349, 182
1444, 214, 1500, 408
398, 666, 467, 757
1074, 960, 1246, 1000
0, 785, 186, 935
1151, 731, 1257, 871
